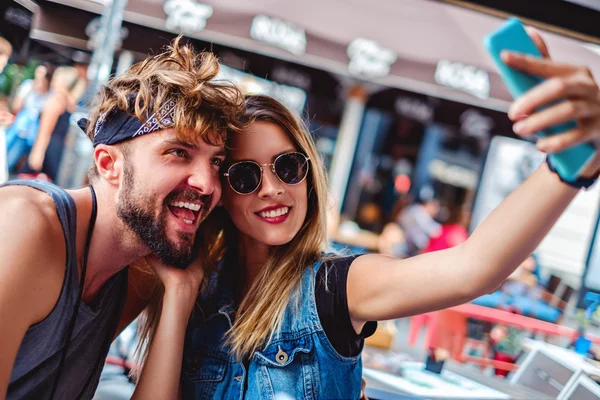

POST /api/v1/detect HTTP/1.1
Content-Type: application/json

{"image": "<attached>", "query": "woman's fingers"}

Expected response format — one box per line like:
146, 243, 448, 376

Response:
508, 72, 599, 121
513, 100, 600, 137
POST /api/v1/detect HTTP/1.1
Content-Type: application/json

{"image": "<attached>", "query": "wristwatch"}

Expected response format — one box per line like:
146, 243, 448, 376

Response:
546, 157, 599, 190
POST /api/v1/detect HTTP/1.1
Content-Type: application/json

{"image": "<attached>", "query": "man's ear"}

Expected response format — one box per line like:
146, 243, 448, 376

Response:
94, 144, 123, 185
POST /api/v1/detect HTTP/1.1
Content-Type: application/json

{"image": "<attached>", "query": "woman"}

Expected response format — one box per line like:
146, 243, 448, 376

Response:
132, 30, 600, 400
5, 63, 54, 172
24, 66, 85, 179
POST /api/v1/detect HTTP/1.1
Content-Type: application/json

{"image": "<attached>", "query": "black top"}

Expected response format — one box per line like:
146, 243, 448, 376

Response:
315, 255, 377, 357
2, 180, 129, 400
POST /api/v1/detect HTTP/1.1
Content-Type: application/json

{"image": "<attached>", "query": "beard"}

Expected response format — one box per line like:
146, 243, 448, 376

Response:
116, 161, 209, 269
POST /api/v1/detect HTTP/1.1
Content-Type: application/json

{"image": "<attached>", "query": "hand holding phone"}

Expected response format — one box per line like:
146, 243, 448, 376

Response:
484, 18, 596, 182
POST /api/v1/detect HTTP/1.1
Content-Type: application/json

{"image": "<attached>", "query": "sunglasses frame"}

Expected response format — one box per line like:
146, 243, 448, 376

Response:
223, 151, 311, 195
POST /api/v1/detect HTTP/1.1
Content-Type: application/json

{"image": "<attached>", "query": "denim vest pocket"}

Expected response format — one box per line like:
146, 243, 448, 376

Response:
254, 334, 314, 367
253, 335, 319, 400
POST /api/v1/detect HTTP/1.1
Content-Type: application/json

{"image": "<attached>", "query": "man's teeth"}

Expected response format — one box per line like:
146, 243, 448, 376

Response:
258, 207, 290, 219
170, 201, 201, 212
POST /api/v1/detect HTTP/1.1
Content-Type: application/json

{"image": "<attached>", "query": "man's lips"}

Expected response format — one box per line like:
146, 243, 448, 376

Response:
168, 201, 203, 226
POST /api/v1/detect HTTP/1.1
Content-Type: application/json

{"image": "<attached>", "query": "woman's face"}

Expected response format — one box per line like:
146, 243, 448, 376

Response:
33, 65, 49, 93
222, 121, 308, 248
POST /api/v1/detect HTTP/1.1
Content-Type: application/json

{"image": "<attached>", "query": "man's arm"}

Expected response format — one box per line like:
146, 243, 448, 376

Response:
0, 191, 66, 399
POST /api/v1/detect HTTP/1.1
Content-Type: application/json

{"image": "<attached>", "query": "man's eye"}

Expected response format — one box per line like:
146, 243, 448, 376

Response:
169, 149, 188, 158
211, 158, 224, 167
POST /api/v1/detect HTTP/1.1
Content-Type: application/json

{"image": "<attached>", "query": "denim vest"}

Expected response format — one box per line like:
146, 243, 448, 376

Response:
181, 256, 363, 400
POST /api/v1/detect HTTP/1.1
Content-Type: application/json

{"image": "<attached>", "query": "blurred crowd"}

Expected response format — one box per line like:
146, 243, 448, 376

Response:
0, 36, 87, 182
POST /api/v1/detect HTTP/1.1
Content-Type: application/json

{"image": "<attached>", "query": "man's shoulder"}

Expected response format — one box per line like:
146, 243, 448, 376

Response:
0, 185, 68, 323
0, 184, 65, 251
1, 184, 61, 223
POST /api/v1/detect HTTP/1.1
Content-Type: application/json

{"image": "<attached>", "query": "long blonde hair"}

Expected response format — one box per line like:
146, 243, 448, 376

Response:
223, 95, 330, 359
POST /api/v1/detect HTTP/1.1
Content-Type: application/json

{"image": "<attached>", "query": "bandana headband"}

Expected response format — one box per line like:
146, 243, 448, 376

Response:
78, 98, 176, 147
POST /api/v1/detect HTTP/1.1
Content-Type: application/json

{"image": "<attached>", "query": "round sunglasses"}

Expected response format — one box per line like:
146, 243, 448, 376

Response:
223, 152, 310, 195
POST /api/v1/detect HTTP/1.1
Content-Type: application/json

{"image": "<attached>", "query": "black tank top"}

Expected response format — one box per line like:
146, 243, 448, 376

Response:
1, 180, 129, 400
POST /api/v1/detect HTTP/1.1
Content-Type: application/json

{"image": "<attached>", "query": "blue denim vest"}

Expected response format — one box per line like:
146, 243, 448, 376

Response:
181, 256, 363, 400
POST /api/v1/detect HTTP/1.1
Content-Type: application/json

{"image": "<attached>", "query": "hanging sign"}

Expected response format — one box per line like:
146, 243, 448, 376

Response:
250, 15, 307, 55
435, 60, 490, 99
163, 0, 213, 33
347, 38, 397, 78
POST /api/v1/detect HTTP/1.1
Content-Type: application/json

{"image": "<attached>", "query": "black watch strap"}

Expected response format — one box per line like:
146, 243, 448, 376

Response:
546, 157, 599, 190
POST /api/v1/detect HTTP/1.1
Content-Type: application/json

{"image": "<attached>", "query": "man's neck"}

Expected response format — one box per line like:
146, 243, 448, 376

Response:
69, 186, 149, 303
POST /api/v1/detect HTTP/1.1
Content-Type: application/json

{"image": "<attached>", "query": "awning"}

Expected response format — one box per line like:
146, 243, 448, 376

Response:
22, 0, 600, 111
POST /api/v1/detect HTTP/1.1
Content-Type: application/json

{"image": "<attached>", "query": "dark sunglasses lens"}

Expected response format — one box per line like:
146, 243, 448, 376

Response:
228, 162, 261, 194
275, 153, 308, 184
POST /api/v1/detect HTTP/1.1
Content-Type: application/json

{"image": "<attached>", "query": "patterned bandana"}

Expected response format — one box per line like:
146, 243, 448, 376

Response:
77, 98, 176, 147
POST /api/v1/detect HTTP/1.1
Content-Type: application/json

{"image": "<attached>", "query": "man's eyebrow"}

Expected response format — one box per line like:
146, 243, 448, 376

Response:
162, 138, 199, 150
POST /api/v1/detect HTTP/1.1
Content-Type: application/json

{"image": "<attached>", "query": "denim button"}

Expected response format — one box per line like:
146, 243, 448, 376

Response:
275, 346, 288, 364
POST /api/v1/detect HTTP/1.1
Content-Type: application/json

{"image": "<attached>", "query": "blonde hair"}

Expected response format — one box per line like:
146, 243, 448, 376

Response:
85, 36, 246, 180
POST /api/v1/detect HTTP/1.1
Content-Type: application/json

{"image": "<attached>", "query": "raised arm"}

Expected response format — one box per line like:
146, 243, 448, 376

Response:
0, 190, 66, 399
131, 257, 204, 400
347, 30, 600, 332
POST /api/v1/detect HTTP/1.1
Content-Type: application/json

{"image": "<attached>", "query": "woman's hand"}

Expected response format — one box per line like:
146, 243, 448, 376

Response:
145, 255, 204, 315
503, 28, 600, 178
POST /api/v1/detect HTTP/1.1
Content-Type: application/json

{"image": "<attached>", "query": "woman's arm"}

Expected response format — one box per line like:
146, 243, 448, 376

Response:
131, 257, 203, 400
347, 30, 600, 333
27, 93, 65, 172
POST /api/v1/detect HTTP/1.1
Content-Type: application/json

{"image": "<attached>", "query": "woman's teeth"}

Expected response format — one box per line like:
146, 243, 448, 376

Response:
169, 201, 201, 212
258, 207, 290, 218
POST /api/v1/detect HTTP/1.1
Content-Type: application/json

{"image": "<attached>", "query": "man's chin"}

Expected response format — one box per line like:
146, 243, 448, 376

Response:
155, 250, 194, 269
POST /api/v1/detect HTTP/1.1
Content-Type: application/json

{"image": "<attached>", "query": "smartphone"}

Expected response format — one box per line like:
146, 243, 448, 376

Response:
484, 17, 596, 182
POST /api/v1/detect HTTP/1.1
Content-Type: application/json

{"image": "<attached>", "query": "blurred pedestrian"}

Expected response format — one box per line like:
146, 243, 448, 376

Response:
24, 66, 85, 180
397, 185, 441, 256
5, 63, 55, 172
0, 37, 11, 74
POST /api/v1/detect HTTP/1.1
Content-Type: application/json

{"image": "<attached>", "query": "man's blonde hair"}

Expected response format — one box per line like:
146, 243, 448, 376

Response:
85, 36, 245, 175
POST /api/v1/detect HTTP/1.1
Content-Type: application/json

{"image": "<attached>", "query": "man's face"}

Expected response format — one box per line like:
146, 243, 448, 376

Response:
116, 129, 225, 268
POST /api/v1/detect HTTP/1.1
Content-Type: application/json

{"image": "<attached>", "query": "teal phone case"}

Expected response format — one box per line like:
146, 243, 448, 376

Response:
484, 17, 595, 181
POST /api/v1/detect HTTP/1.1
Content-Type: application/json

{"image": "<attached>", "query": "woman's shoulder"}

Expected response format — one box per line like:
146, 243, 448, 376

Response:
319, 251, 364, 274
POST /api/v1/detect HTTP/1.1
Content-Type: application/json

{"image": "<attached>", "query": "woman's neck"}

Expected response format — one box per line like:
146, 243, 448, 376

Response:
237, 235, 270, 300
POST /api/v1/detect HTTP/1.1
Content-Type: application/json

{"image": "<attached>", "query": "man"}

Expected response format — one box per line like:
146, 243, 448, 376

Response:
0, 37, 245, 399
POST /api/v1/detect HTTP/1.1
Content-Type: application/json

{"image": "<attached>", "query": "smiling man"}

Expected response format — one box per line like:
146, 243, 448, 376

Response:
0, 38, 245, 399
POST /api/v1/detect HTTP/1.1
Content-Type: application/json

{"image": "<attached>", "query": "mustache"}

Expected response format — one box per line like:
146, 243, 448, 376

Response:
164, 189, 212, 211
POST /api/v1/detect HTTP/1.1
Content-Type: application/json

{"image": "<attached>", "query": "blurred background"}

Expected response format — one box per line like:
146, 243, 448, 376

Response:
1, 1, 600, 398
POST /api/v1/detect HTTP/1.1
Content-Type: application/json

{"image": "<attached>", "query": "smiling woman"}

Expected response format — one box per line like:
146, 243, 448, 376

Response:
132, 27, 600, 399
